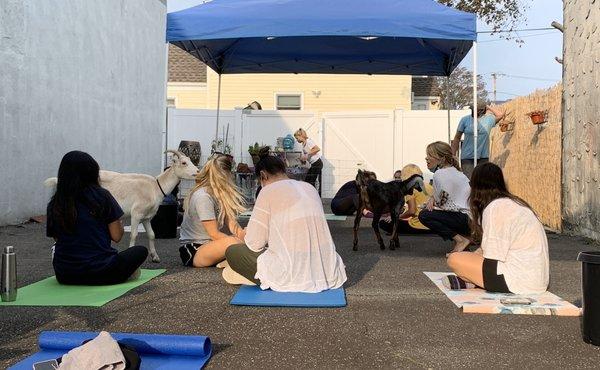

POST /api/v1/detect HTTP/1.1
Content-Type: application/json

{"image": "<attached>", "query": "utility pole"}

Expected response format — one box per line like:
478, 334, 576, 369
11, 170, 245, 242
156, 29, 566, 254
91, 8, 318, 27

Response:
491, 73, 497, 103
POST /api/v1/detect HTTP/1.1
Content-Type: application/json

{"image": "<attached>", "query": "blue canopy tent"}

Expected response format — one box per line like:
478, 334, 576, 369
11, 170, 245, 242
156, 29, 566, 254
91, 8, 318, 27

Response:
167, 0, 482, 163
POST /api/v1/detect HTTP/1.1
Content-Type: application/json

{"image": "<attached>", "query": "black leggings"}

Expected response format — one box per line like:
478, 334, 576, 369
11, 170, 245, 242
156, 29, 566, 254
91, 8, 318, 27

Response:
418, 210, 470, 240
378, 219, 432, 235
55, 246, 148, 285
304, 159, 323, 196
331, 194, 359, 216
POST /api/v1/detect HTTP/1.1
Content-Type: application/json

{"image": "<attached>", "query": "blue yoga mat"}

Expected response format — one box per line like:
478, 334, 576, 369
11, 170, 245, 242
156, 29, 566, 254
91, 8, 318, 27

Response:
230, 285, 346, 307
9, 331, 212, 370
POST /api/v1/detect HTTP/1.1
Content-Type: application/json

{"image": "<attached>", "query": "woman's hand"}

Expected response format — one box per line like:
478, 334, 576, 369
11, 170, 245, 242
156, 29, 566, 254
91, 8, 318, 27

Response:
426, 197, 435, 211
228, 219, 246, 242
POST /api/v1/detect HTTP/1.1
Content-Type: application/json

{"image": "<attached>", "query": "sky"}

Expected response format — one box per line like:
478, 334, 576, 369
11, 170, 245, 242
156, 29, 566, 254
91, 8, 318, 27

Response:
167, 0, 564, 100
460, 0, 564, 101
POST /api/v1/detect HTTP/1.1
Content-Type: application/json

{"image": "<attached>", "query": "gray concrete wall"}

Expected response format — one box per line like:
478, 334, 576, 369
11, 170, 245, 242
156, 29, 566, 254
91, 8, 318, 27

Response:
562, 0, 600, 241
0, 0, 167, 224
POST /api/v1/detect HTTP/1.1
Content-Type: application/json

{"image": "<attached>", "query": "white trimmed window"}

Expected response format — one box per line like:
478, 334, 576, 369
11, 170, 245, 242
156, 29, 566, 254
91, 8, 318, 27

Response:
275, 93, 302, 110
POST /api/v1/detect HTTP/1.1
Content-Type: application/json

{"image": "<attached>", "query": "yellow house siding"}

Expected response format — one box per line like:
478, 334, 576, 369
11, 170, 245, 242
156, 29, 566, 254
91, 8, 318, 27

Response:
206, 69, 411, 112
167, 82, 207, 108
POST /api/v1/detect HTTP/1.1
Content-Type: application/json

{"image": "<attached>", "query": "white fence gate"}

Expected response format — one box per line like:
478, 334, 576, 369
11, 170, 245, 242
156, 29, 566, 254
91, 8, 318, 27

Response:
165, 108, 467, 198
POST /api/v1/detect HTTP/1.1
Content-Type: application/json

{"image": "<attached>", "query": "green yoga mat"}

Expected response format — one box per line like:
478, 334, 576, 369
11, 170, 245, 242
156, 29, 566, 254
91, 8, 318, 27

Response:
0, 269, 165, 307
240, 212, 346, 221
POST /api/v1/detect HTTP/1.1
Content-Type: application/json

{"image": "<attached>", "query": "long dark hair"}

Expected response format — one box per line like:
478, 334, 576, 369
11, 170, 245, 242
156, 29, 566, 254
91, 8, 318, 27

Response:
48, 151, 103, 233
469, 162, 533, 242
254, 146, 286, 177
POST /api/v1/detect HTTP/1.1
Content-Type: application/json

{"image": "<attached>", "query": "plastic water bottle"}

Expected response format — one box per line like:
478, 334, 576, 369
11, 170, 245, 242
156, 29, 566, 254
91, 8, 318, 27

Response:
1, 246, 17, 302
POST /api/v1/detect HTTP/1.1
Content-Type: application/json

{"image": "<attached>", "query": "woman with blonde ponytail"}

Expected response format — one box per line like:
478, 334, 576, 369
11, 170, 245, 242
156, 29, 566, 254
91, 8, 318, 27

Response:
418, 141, 472, 255
179, 155, 247, 267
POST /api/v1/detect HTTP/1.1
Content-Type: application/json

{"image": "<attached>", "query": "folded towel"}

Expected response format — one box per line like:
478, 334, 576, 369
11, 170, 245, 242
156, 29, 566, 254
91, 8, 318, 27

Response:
58, 331, 125, 370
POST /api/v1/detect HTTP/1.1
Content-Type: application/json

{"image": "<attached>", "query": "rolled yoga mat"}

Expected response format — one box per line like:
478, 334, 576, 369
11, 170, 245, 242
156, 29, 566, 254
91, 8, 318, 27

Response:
9, 331, 212, 370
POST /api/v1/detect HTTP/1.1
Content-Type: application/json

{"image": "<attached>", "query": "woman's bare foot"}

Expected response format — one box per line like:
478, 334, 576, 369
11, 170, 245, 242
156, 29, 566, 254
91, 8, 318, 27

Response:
446, 235, 472, 257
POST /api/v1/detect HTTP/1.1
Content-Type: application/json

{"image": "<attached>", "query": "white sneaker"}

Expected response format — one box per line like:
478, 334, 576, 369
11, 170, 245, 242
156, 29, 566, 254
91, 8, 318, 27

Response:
216, 260, 229, 269
222, 266, 256, 286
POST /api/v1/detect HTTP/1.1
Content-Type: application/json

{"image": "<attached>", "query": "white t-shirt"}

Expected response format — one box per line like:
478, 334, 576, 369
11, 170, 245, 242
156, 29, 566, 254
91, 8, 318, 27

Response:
244, 179, 347, 292
302, 138, 322, 164
482, 198, 549, 294
432, 167, 471, 214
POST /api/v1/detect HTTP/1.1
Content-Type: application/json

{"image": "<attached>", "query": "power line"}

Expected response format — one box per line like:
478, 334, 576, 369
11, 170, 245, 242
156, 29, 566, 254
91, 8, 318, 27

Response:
478, 31, 557, 43
477, 27, 555, 34
498, 74, 560, 82
496, 91, 521, 97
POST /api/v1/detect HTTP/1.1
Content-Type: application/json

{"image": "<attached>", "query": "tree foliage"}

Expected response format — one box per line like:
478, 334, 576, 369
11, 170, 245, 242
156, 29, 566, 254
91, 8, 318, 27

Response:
437, 0, 529, 35
435, 67, 489, 110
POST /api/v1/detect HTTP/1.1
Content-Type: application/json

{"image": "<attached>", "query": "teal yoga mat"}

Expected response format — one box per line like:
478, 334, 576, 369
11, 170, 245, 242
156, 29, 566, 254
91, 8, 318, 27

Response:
240, 212, 346, 221
0, 269, 165, 307
230, 285, 347, 307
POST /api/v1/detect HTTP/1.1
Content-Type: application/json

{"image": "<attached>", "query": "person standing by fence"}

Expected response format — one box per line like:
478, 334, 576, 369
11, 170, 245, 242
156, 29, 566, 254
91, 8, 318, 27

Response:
451, 102, 504, 179
295, 128, 323, 196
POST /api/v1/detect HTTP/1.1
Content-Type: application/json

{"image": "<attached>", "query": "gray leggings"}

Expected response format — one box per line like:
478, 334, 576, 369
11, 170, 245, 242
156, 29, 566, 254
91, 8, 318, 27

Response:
225, 244, 263, 285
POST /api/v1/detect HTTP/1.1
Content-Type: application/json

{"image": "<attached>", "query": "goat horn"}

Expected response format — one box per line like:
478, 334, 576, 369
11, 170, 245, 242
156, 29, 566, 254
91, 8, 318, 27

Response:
165, 150, 181, 158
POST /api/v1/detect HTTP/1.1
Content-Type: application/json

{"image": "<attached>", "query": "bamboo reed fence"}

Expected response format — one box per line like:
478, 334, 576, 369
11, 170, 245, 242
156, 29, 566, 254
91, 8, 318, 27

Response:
490, 84, 562, 230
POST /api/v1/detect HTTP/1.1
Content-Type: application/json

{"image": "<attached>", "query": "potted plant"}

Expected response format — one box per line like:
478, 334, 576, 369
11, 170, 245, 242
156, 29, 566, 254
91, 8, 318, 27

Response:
248, 142, 261, 165
499, 121, 514, 132
527, 110, 548, 125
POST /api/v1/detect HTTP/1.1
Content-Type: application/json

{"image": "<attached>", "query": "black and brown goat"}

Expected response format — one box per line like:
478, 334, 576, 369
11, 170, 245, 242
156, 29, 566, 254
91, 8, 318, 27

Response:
353, 170, 427, 251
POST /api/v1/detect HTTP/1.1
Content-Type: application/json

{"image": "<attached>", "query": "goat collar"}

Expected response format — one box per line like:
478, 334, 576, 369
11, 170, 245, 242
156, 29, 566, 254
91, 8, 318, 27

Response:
156, 178, 167, 197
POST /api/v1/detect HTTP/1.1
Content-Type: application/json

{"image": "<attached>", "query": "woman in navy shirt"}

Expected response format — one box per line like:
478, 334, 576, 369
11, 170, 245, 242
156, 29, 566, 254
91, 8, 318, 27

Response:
47, 151, 148, 285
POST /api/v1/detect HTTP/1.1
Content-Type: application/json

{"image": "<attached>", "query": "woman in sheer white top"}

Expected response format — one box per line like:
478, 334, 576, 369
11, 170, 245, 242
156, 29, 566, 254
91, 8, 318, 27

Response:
225, 150, 347, 292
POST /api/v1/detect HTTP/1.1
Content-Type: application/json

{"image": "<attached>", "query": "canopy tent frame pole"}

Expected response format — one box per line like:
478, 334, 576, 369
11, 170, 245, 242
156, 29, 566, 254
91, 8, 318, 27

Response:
215, 73, 222, 144
446, 76, 451, 143
472, 41, 478, 167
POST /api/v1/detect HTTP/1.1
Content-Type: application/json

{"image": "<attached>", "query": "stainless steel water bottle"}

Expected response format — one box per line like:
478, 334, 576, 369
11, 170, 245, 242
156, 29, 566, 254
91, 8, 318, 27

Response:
1, 245, 17, 302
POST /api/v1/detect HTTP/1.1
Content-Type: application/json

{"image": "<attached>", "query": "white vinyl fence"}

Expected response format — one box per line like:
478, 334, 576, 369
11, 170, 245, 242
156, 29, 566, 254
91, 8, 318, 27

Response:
166, 108, 467, 198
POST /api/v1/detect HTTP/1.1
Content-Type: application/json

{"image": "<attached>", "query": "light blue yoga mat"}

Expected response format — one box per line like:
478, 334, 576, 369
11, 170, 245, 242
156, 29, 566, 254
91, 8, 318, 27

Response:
239, 212, 346, 221
230, 285, 347, 307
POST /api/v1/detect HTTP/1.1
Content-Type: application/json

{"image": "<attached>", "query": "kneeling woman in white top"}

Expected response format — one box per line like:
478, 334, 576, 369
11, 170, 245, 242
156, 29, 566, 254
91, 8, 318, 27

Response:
225, 152, 347, 292
445, 163, 549, 294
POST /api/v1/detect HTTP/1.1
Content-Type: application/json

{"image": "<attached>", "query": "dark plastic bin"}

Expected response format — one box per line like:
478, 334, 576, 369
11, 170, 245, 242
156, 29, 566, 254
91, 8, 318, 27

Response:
150, 203, 178, 239
577, 251, 600, 346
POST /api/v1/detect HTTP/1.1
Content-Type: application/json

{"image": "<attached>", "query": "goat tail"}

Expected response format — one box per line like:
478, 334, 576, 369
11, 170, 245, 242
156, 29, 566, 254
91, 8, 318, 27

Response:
43, 177, 58, 189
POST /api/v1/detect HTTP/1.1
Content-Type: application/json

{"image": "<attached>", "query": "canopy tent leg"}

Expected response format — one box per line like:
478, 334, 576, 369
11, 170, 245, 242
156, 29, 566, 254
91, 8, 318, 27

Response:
215, 73, 222, 144
446, 76, 451, 143
472, 41, 478, 167
163, 43, 170, 170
